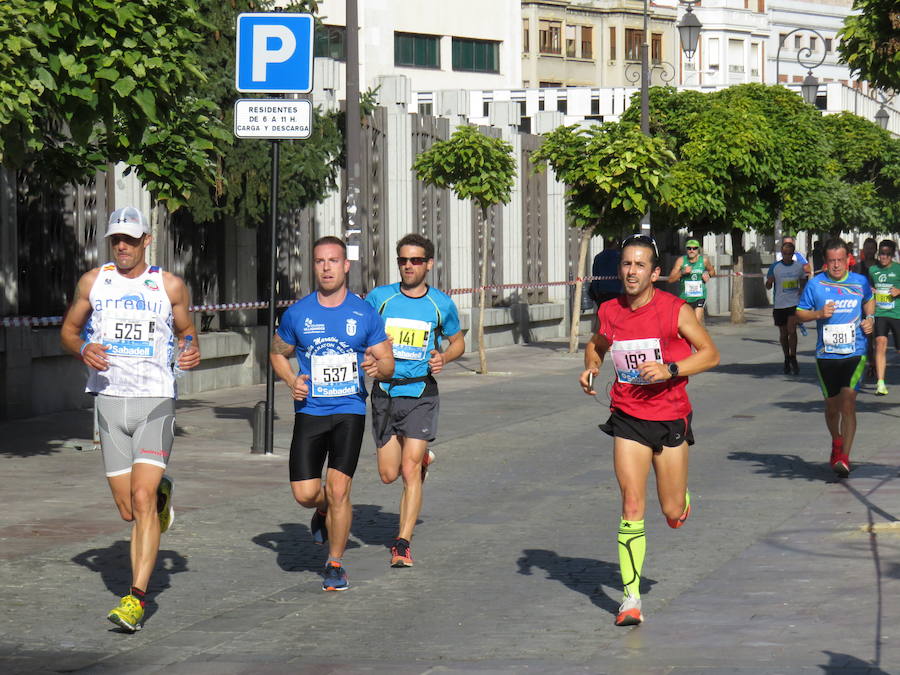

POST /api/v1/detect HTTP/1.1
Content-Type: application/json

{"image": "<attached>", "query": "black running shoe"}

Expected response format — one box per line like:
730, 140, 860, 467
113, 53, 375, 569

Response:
310, 510, 328, 545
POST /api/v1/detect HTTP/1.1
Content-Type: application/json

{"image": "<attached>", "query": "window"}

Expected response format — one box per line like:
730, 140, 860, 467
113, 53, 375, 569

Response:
708, 37, 719, 69
523, 19, 530, 53
825, 38, 833, 52
728, 38, 744, 72
779, 33, 788, 48
539, 20, 561, 54
625, 28, 642, 61
651, 33, 662, 63
418, 103, 433, 116
314, 25, 346, 61
794, 34, 802, 49
609, 27, 616, 60
566, 25, 576, 57
394, 32, 440, 69
452, 37, 500, 73
581, 26, 593, 59
809, 36, 817, 51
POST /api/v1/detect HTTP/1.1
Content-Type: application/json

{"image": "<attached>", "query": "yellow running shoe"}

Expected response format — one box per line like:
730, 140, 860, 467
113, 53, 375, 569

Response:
876, 381, 889, 396
157, 475, 175, 534
107, 594, 144, 632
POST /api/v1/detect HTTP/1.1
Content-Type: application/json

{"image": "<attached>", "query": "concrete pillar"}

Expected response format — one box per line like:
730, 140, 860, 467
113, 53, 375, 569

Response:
489, 102, 523, 294
0, 167, 16, 315
377, 75, 413, 278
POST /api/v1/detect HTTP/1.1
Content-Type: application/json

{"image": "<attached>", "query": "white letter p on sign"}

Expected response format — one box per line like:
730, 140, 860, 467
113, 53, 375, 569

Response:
252, 25, 296, 82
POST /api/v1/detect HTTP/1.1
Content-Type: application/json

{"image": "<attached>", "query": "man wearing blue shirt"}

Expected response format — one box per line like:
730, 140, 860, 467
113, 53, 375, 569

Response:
366, 234, 465, 568
270, 236, 394, 590
796, 239, 874, 477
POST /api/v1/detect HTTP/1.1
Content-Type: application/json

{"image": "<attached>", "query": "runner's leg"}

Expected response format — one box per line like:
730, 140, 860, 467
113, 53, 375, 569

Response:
324, 468, 353, 561
652, 441, 690, 523
397, 437, 429, 541
128, 463, 165, 592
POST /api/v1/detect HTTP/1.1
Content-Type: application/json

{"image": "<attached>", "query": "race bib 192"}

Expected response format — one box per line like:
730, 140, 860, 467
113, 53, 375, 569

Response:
385, 317, 431, 360
611, 338, 663, 385
310, 352, 359, 397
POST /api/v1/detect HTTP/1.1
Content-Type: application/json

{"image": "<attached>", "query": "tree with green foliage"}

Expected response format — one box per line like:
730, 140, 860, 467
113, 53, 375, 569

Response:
838, 0, 900, 91
184, 0, 343, 226
413, 125, 515, 374
532, 122, 675, 351
631, 84, 830, 322
0, 0, 229, 208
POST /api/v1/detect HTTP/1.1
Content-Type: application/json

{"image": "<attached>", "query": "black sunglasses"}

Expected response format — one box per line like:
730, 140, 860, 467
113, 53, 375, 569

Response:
397, 256, 430, 266
686, 246, 699, 250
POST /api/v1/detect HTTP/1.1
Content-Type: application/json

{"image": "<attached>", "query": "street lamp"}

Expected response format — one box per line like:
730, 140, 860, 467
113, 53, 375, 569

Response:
639, 0, 702, 233
775, 28, 826, 107
677, 2, 702, 63
874, 90, 894, 130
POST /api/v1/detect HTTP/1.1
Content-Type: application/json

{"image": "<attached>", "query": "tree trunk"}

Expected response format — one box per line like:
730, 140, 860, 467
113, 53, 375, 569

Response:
729, 227, 745, 324
568, 228, 593, 353
477, 207, 489, 374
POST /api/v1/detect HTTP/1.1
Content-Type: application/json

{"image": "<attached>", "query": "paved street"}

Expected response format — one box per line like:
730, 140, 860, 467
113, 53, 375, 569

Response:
1, 308, 899, 674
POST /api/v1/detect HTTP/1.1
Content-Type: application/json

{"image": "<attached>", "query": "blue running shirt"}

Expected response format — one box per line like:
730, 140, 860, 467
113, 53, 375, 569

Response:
277, 292, 388, 415
365, 283, 461, 397
798, 271, 872, 359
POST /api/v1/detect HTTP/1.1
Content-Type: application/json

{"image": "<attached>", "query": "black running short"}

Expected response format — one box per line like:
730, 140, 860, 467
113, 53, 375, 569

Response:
874, 316, 900, 349
686, 298, 706, 309
600, 408, 694, 453
289, 413, 366, 482
773, 306, 797, 327
815, 356, 866, 399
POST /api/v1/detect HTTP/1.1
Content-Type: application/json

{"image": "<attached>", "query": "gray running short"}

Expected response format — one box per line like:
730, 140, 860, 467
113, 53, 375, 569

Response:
370, 390, 439, 448
96, 395, 176, 477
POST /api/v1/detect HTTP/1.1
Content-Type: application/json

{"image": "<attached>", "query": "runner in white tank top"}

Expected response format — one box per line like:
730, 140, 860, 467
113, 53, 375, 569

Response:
60, 207, 200, 632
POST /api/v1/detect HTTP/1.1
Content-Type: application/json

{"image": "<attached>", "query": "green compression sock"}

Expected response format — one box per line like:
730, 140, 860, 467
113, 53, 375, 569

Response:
618, 518, 646, 599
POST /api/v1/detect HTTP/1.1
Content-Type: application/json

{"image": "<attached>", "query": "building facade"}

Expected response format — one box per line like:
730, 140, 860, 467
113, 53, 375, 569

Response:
313, 0, 522, 97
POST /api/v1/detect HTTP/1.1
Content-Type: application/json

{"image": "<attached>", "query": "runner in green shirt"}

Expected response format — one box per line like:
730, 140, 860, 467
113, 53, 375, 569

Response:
668, 239, 716, 325
868, 240, 900, 395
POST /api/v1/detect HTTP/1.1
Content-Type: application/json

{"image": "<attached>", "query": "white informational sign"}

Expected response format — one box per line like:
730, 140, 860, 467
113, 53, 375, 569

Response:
233, 99, 312, 139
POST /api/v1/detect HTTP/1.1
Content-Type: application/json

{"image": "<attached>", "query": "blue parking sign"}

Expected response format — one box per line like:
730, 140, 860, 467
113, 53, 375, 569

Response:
236, 13, 314, 93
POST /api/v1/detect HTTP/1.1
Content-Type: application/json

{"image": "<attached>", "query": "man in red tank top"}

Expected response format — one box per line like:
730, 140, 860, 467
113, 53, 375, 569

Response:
579, 234, 720, 627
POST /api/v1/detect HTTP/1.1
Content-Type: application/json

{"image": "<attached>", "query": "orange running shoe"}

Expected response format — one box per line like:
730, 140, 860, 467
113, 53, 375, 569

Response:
615, 594, 643, 627
666, 489, 691, 529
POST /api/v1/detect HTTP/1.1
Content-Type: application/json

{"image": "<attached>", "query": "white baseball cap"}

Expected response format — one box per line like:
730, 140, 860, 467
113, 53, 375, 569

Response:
106, 207, 150, 238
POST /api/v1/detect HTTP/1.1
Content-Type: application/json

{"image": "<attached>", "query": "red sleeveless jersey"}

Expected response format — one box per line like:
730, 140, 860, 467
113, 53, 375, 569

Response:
597, 289, 693, 421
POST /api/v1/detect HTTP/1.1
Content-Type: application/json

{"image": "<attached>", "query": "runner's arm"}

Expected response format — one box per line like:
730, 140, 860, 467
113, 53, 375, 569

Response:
765, 266, 775, 290
164, 272, 200, 369
60, 270, 107, 369
429, 330, 465, 375
362, 339, 394, 380
795, 307, 822, 322
862, 297, 875, 335
580, 332, 611, 394
704, 257, 716, 278
667, 257, 685, 283
639, 304, 719, 382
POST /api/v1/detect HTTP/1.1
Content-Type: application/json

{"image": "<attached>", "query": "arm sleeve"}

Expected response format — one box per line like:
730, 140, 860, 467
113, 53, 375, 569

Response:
276, 309, 296, 345
367, 306, 389, 345
441, 296, 462, 337
797, 280, 816, 311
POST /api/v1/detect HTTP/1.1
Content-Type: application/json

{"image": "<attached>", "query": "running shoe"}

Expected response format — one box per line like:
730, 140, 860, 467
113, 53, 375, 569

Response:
310, 509, 328, 545
390, 538, 414, 567
157, 475, 174, 534
322, 560, 349, 591
107, 594, 144, 632
666, 489, 691, 529
798, 323, 808, 337
790, 357, 799, 375
615, 593, 643, 627
421, 449, 435, 483
830, 439, 850, 478
876, 381, 889, 396
783, 358, 791, 375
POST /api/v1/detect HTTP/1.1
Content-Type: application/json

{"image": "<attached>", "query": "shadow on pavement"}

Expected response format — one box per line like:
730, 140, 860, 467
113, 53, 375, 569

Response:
351, 503, 415, 549
728, 450, 834, 482
252, 522, 359, 573
713, 360, 818, 382
515, 548, 657, 617
820, 650, 892, 674
72, 540, 188, 626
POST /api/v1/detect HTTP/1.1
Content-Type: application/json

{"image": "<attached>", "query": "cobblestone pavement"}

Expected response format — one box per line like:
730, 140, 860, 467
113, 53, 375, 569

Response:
1, 309, 898, 674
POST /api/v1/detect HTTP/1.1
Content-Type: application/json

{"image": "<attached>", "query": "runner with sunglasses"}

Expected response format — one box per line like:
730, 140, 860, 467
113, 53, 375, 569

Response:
667, 239, 716, 325
868, 240, 900, 396
580, 234, 720, 627
365, 234, 465, 568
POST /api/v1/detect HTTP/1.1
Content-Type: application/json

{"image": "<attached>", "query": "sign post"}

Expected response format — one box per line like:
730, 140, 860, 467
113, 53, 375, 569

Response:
235, 13, 314, 455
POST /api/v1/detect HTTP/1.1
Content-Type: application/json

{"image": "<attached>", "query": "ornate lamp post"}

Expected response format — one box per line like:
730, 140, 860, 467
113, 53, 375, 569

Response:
638, 0, 701, 233
875, 91, 894, 130
775, 28, 826, 106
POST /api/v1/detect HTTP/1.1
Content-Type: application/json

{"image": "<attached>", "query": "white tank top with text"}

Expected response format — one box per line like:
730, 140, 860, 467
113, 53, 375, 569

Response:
85, 263, 176, 398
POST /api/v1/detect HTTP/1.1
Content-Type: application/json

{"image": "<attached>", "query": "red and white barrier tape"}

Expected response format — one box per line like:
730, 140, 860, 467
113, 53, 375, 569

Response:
1, 273, 767, 327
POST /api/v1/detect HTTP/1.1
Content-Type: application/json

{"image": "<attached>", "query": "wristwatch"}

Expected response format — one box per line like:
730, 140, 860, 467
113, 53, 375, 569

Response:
667, 362, 680, 378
